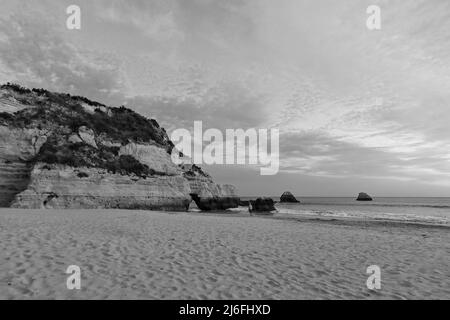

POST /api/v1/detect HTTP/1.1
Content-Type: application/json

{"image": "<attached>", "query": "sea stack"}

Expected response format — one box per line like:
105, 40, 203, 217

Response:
280, 191, 300, 203
189, 193, 239, 211
356, 192, 373, 201
249, 198, 276, 214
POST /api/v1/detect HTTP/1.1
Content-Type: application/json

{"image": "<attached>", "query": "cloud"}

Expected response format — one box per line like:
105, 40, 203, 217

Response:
279, 131, 450, 186
0, 11, 125, 104
94, 0, 184, 43
127, 81, 269, 131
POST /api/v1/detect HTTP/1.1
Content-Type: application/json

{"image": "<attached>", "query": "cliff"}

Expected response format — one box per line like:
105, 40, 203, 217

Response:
0, 83, 237, 211
181, 164, 237, 198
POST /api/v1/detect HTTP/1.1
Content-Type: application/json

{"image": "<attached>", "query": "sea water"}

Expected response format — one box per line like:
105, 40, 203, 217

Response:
240, 197, 450, 226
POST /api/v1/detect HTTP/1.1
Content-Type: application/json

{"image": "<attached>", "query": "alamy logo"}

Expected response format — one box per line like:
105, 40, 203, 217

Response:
66, 5, 81, 30
366, 5, 381, 30
171, 121, 279, 175
66, 265, 81, 290
366, 265, 381, 290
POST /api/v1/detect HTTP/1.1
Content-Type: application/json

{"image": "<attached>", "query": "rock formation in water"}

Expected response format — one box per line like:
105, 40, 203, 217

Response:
279, 191, 300, 203
0, 83, 237, 211
249, 198, 276, 214
356, 192, 373, 201
182, 164, 239, 210
189, 193, 239, 211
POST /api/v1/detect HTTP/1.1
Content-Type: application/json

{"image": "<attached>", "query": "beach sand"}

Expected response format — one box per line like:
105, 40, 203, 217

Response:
0, 209, 449, 299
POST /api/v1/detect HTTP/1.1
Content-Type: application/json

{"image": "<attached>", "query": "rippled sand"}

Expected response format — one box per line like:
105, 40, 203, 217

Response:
0, 209, 449, 299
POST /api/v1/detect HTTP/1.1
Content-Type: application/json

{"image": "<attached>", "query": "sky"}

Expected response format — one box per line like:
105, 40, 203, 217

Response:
1, 0, 450, 196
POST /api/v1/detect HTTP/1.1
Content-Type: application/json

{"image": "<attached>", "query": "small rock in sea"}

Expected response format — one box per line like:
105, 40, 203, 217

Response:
280, 191, 300, 203
189, 194, 240, 211
356, 192, 373, 201
249, 198, 276, 214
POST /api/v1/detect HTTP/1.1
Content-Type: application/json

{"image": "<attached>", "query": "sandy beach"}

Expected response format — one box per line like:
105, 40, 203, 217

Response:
0, 209, 449, 300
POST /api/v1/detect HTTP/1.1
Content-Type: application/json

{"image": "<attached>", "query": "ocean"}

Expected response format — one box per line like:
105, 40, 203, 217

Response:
240, 197, 450, 226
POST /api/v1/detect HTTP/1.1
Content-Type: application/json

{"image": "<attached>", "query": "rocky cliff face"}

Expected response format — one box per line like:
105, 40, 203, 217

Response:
0, 83, 237, 211
181, 164, 239, 211
181, 164, 237, 198
11, 163, 191, 210
0, 124, 49, 207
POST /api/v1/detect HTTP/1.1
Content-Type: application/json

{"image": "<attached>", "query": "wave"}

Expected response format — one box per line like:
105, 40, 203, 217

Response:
275, 207, 450, 226
189, 199, 450, 226
281, 202, 450, 209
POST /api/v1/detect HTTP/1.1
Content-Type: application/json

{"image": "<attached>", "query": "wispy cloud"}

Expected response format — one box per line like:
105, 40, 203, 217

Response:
0, 10, 126, 104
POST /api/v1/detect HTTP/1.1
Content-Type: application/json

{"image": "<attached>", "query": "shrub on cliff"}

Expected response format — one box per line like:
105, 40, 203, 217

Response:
0, 112, 13, 124
2, 83, 177, 178
1, 83, 32, 95
89, 106, 167, 146
37, 138, 153, 178
105, 155, 153, 177
1, 84, 172, 150
77, 172, 89, 178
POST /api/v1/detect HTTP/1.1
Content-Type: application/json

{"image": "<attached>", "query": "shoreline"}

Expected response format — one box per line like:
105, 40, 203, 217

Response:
3, 207, 450, 229
2, 205, 450, 232
188, 209, 450, 230
269, 212, 450, 230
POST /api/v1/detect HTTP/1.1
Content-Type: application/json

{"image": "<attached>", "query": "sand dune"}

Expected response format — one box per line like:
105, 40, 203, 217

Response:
0, 209, 449, 299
